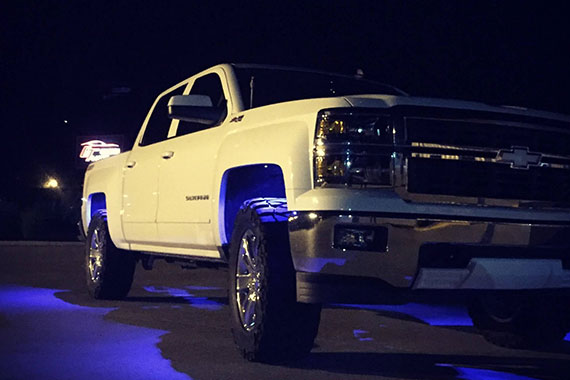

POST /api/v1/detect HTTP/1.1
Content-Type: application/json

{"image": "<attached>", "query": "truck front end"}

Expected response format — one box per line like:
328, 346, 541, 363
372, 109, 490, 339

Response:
290, 101, 570, 305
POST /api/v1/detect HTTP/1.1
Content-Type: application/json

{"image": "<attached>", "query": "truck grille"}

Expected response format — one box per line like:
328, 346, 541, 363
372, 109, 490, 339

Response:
406, 117, 570, 156
408, 158, 570, 202
403, 113, 570, 204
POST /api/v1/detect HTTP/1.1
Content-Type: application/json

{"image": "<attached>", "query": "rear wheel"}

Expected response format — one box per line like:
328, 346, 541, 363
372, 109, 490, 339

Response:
85, 211, 136, 299
468, 294, 570, 348
228, 198, 321, 362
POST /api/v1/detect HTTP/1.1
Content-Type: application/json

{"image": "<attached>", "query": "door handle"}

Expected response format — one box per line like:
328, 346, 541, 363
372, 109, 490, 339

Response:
161, 151, 175, 159
125, 161, 136, 168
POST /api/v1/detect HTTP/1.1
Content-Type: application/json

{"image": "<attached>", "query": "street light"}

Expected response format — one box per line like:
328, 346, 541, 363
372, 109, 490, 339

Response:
43, 177, 59, 189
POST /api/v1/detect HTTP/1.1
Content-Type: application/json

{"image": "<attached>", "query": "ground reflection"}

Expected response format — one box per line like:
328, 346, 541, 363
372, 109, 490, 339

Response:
0, 285, 192, 380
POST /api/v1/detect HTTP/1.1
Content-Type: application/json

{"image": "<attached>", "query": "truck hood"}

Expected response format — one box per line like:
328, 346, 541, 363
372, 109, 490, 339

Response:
343, 94, 570, 123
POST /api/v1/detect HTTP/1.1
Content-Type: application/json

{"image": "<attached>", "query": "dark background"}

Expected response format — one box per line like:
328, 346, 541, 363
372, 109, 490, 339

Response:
1, 1, 569, 240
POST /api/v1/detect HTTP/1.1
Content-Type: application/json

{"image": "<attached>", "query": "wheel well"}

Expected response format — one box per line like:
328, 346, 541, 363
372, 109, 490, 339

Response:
220, 164, 286, 245
87, 193, 107, 226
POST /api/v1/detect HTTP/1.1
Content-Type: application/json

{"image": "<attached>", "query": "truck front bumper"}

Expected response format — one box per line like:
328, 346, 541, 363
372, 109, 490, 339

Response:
288, 212, 570, 304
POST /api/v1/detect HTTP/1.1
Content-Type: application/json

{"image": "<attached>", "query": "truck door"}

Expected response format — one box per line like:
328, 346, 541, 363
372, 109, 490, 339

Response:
156, 70, 230, 250
122, 83, 187, 245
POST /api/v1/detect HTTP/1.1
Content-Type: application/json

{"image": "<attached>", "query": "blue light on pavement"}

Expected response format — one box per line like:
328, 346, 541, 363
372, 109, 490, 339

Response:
0, 285, 192, 380
336, 302, 473, 326
143, 286, 223, 311
353, 329, 374, 341
437, 363, 540, 380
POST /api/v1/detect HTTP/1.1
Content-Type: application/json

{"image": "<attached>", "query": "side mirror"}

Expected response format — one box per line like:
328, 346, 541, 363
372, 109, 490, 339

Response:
168, 95, 224, 125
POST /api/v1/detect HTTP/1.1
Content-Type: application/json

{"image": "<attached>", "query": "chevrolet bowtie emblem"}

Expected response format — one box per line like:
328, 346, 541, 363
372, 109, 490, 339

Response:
496, 146, 541, 169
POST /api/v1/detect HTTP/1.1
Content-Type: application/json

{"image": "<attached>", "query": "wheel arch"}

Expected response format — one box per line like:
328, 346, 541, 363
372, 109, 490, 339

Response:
218, 164, 286, 246
88, 193, 107, 222
82, 192, 107, 235
82, 190, 126, 248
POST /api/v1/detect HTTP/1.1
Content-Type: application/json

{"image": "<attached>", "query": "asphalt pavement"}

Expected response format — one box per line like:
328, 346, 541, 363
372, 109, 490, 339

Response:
0, 242, 569, 380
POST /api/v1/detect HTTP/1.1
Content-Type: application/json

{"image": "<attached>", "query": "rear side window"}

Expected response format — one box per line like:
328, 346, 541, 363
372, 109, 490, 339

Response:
140, 84, 186, 146
175, 73, 228, 137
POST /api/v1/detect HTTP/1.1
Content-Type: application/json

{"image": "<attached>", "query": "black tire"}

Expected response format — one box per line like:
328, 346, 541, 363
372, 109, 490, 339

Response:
228, 198, 321, 363
85, 210, 136, 300
468, 294, 570, 348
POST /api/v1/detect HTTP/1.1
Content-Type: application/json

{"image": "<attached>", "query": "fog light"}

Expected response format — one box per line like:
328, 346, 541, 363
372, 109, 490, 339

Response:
334, 225, 388, 252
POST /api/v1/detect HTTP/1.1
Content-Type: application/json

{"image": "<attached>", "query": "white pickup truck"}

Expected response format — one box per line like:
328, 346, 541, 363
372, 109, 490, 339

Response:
82, 63, 570, 362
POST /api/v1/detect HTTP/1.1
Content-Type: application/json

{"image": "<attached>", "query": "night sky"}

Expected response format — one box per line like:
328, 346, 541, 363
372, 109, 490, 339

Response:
2, 1, 570, 192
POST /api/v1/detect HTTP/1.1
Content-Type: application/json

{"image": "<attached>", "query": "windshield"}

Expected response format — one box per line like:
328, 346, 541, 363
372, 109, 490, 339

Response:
234, 66, 407, 110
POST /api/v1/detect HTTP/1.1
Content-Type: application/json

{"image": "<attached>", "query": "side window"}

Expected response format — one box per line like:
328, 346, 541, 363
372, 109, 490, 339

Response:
140, 85, 186, 146
175, 73, 228, 137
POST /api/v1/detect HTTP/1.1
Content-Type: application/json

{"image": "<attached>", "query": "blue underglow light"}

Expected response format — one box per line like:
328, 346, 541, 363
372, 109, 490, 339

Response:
143, 286, 223, 311
436, 363, 539, 380
304, 258, 347, 272
0, 285, 192, 380
565, 332, 570, 341
336, 302, 473, 326
353, 329, 374, 341
90, 193, 106, 217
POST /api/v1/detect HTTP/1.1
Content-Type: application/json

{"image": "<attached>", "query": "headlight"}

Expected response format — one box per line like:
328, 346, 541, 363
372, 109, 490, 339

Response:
314, 110, 395, 187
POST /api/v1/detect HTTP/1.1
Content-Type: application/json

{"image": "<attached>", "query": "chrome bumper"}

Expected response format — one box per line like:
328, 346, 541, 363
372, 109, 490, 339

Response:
288, 211, 570, 302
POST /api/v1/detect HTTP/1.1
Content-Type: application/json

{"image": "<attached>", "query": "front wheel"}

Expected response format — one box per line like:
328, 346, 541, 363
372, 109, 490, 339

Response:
85, 211, 136, 299
468, 294, 570, 348
228, 198, 321, 362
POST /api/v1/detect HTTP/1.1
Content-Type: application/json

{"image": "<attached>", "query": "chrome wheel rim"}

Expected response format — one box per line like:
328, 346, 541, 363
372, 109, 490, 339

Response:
235, 229, 262, 331
88, 228, 104, 282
